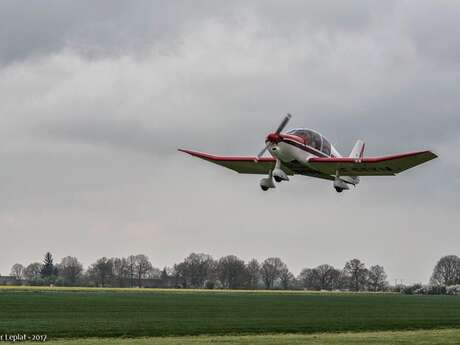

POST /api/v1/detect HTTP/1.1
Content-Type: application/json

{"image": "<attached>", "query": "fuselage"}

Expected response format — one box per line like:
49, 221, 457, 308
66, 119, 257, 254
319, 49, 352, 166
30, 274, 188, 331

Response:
267, 128, 341, 165
267, 128, 359, 185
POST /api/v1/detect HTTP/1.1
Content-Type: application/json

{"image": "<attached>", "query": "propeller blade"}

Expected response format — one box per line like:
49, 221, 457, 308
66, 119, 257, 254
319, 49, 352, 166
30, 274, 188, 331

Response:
255, 143, 270, 161
255, 114, 292, 162
275, 113, 292, 133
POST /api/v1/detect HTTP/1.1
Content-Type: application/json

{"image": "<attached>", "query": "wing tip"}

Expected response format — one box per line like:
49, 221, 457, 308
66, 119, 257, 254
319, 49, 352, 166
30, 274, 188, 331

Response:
427, 150, 438, 160
177, 148, 192, 155
416, 150, 438, 163
178, 148, 215, 160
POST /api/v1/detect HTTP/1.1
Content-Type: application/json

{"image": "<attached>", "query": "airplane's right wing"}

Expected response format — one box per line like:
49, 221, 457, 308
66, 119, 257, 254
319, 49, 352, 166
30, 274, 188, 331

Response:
178, 149, 276, 174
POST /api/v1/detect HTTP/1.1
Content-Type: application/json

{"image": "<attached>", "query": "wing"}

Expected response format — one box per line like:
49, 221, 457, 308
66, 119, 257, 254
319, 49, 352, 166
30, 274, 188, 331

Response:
179, 149, 275, 174
308, 150, 437, 176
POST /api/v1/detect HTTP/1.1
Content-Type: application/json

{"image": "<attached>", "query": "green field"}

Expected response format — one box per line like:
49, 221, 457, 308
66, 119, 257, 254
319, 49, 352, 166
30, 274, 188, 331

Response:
19, 329, 460, 345
1, 286, 460, 341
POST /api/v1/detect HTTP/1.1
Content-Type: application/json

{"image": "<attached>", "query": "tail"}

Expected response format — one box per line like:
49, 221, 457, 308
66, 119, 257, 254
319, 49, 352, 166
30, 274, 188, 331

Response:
342, 140, 365, 186
349, 139, 365, 161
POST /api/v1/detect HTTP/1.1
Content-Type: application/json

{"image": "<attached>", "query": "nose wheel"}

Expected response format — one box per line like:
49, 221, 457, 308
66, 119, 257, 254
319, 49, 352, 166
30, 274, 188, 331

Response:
260, 170, 276, 191
260, 163, 290, 191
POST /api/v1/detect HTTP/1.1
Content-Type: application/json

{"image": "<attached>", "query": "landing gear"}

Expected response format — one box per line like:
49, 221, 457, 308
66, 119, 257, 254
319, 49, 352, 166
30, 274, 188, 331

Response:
260, 170, 276, 191
259, 161, 290, 191
333, 170, 349, 193
273, 160, 289, 183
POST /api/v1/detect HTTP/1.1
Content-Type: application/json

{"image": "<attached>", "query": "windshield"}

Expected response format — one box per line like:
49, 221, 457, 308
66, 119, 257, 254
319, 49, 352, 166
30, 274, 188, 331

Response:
287, 128, 332, 156
287, 129, 321, 151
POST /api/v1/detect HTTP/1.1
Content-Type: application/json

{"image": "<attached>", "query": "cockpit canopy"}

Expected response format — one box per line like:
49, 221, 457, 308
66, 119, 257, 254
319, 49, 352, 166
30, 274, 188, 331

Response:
287, 128, 332, 156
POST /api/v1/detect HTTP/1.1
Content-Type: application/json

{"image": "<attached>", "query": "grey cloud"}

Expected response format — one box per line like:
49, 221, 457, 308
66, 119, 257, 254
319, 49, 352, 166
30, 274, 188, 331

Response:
404, 1, 460, 63
0, 1, 396, 64
0, 0, 195, 63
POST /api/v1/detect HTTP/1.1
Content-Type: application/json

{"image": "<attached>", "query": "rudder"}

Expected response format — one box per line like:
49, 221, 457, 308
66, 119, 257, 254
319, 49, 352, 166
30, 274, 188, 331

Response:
349, 140, 365, 160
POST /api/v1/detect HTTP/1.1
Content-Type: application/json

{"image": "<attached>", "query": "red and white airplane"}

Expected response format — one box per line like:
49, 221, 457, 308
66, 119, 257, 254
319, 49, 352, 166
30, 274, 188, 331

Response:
179, 114, 437, 193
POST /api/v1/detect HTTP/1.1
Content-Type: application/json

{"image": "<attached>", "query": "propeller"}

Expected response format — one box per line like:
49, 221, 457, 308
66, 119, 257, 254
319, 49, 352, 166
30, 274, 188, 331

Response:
255, 113, 292, 161
255, 143, 271, 161
275, 113, 292, 133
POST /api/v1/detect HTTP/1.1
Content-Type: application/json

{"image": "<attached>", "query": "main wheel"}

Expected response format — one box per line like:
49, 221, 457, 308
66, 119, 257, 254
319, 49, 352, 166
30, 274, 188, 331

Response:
261, 185, 269, 191
334, 187, 343, 193
274, 176, 283, 183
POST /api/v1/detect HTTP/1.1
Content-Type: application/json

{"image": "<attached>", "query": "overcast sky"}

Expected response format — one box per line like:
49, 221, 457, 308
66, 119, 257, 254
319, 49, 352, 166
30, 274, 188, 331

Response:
0, 0, 459, 284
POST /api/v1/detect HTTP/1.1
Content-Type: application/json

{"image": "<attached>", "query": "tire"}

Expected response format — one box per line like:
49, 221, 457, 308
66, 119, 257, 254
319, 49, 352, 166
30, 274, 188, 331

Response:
334, 187, 343, 193
261, 185, 269, 191
274, 176, 282, 183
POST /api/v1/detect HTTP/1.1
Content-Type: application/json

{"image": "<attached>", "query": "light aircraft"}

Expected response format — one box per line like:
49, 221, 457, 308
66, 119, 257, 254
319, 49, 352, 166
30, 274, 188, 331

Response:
179, 114, 437, 192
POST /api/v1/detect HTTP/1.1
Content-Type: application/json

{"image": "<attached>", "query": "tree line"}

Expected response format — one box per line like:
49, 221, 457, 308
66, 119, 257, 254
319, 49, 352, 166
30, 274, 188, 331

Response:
6, 253, 460, 292
6, 252, 390, 291
399, 255, 460, 295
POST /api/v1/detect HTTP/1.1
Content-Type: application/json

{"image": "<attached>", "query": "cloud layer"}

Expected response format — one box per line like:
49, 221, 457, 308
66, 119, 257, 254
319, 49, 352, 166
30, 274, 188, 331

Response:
0, 1, 458, 283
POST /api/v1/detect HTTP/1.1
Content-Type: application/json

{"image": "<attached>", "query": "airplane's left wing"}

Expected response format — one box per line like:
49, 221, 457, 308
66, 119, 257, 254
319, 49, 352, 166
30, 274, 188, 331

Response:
179, 149, 276, 174
307, 150, 437, 176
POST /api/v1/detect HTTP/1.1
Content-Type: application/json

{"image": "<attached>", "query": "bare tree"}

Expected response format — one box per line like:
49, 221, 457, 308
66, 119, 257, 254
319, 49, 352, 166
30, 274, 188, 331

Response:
344, 259, 368, 291
217, 255, 246, 289
206, 259, 219, 288
10, 263, 25, 280
316, 264, 340, 290
127, 255, 137, 287
260, 257, 286, 289
57, 256, 83, 285
23, 262, 42, 281
135, 254, 153, 287
179, 253, 216, 288
368, 265, 388, 291
279, 267, 294, 290
112, 257, 129, 287
298, 265, 342, 291
336, 269, 352, 290
329, 268, 342, 290
172, 262, 187, 288
88, 257, 114, 287
246, 259, 261, 289
298, 268, 320, 290
430, 255, 460, 286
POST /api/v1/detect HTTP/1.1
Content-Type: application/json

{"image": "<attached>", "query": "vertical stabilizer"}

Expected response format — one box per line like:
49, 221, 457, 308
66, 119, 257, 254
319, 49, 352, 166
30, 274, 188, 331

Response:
349, 140, 365, 161
344, 139, 365, 186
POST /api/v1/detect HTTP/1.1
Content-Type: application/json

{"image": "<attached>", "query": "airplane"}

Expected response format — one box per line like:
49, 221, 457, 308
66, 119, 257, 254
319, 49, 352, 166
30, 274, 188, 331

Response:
179, 114, 437, 193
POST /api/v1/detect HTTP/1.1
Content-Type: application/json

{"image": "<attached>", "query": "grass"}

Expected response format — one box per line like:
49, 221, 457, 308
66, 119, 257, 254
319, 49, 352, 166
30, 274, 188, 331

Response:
1, 286, 460, 339
19, 329, 460, 345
